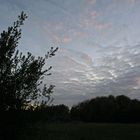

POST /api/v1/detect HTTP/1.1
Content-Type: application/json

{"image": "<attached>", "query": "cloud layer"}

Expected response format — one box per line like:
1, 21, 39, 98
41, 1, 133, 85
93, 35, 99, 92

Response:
45, 44, 140, 106
1, 0, 140, 107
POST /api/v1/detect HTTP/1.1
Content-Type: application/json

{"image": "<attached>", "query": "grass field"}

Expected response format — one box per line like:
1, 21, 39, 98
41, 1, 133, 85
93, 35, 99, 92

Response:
13, 122, 140, 140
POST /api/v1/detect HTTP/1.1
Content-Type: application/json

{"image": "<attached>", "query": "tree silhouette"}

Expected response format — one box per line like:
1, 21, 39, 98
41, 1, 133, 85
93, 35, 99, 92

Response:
70, 95, 140, 123
0, 12, 58, 111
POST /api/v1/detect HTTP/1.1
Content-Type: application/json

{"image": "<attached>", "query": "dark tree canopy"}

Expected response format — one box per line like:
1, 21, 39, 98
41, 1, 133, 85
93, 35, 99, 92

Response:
0, 12, 58, 111
70, 95, 140, 123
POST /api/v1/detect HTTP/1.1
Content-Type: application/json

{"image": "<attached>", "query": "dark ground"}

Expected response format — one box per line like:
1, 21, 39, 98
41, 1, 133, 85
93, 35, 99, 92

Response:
3, 122, 140, 140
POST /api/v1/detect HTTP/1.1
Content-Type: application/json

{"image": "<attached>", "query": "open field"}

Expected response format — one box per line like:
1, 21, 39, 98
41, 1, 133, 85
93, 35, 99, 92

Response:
13, 123, 140, 140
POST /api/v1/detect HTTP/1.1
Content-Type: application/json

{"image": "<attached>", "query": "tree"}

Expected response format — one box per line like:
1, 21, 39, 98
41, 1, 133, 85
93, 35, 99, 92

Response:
0, 12, 58, 111
70, 95, 140, 123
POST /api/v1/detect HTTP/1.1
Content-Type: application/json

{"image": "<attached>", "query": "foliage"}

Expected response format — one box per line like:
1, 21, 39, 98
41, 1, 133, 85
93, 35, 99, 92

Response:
0, 12, 58, 111
2, 95, 140, 124
71, 95, 140, 123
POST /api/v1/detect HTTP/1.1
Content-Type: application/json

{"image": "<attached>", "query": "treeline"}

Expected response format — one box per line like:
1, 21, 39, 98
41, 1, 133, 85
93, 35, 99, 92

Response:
71, 95, 140, 123
0, 104, 70, 125
2, 95, 140, 124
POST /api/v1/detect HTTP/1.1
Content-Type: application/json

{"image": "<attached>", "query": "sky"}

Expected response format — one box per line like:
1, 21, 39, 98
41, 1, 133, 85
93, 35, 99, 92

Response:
0, 0, 140, 106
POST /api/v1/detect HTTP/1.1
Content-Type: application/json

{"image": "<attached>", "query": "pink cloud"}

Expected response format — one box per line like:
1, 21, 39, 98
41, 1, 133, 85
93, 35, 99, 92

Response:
43, 22, 88, 44
79, 10, 99, 28
61, 36, 72, 43
50, 35, 72, 44
74, 31, 87, 38
90, 11, 99, 19
79, 12, 112, 30
95, 22, 112, 30
42, 22, 73, 44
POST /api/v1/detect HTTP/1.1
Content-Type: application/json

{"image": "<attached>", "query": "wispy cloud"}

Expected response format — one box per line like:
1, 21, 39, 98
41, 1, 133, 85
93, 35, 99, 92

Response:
79, 12, 112, 31
95, 22, 112, 30
46, 44, 140, 106
1, 0, 140, 106
128, 0, 137, 4
87, 0, 96, 5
